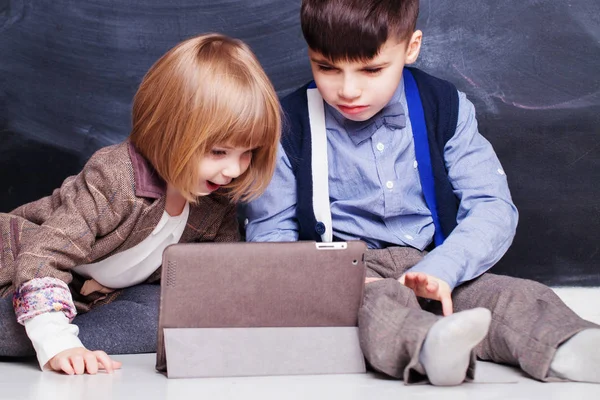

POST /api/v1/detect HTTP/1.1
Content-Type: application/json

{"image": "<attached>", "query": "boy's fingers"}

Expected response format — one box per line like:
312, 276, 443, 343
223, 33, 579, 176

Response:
402, 275, 413, 287
426, 280, 438, 293
400, 273, 453, 314
408, 280, 421, 292
404, 276, 429, 297
441, 293, 454, 316
409, 275, 422, 286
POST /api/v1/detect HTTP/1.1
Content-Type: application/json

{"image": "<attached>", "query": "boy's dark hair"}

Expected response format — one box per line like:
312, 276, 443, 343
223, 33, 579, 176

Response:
301, 0, 419, 62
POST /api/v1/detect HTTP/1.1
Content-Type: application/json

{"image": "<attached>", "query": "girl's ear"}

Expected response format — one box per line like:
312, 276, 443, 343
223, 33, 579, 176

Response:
405, 30, 422, 65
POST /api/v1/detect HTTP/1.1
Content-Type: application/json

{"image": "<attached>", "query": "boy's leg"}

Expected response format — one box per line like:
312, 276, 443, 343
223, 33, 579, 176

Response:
0, 294, 35, 357
75, 283, 160, 354
359, 278, 438, 382
359, 247, 482, 384
451, 273, 599, 381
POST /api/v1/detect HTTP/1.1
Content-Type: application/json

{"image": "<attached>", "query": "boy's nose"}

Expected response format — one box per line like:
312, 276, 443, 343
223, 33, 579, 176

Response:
339, 76, 361, 100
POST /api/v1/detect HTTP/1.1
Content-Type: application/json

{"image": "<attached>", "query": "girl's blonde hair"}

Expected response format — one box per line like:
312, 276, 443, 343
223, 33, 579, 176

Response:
129, 33, 281, 203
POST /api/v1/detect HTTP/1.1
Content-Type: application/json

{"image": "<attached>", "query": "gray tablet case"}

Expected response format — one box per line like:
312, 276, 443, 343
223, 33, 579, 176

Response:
156, 240, 367, 378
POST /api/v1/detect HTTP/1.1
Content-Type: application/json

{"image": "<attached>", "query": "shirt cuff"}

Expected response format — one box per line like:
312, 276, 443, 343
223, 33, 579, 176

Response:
404, 254, 463, 291
24, 312, 84, 370
14, 277, 77, 324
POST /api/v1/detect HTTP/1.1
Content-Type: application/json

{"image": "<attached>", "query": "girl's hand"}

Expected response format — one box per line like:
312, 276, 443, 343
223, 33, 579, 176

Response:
399, 272, 454, 316
46, 347, 122, 375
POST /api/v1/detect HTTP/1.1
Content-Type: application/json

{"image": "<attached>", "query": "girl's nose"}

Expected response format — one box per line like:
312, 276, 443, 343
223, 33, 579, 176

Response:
223, 159, 242, 178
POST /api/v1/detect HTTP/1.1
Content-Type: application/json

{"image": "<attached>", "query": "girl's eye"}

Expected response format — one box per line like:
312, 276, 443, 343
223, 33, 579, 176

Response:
211, 149, 227, 156
241, 149, 254, 161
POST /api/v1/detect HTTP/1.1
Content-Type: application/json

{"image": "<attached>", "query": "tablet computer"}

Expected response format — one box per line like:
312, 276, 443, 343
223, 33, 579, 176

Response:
156, 240, 367, 377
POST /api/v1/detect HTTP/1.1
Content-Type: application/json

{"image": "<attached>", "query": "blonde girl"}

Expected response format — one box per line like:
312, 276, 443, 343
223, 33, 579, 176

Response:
0, 33, 280, 375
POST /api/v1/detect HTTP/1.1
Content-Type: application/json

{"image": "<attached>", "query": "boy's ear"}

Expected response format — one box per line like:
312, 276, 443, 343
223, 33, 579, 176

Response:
405, 30, 423, 64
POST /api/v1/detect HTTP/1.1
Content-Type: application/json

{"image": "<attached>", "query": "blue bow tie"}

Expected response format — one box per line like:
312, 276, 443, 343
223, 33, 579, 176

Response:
343, 102, 406, 145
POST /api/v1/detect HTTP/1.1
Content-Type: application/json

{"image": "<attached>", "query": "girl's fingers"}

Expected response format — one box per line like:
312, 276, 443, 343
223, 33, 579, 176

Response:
94, 351, 118, 374
59, 357, 75, 375
71, 355, 85, 375
47, 347, 120, 375
83, 352, 99, 375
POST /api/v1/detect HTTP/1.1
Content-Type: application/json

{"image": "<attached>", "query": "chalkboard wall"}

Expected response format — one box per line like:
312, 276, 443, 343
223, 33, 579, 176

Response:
1, 0, 598, 286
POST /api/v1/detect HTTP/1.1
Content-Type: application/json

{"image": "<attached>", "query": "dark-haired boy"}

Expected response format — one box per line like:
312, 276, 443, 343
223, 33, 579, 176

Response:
244, 0, 600, 386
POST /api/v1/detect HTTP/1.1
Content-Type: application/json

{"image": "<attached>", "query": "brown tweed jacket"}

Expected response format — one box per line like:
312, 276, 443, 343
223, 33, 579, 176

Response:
0, 141, 239, 312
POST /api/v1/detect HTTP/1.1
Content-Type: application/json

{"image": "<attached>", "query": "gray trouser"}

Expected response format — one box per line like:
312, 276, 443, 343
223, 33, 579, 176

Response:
360, 247, 599, 383
0, 284, 160, 359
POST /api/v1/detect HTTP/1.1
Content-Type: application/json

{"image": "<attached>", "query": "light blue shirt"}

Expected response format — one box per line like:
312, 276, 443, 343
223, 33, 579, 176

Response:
244, 79, 518, 290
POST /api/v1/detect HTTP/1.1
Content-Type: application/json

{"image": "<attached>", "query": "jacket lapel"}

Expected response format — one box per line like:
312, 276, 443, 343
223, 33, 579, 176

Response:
180, 195, 230, 243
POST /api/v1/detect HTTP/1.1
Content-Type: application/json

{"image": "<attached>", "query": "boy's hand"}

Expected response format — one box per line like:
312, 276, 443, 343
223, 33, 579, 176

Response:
46, 347, 122, 375
399, 272, 453, 316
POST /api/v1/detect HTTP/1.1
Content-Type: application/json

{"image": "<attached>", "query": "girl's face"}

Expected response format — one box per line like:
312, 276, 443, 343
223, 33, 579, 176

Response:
196, 145, 254, 195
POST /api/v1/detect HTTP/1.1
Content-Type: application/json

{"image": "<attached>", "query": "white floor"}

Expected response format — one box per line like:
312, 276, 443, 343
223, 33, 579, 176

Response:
1, 287, 599, 400
552, 287, 600, 325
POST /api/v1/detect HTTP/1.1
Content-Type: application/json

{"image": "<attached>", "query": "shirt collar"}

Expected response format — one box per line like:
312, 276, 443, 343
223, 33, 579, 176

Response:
128, 141, 167, 199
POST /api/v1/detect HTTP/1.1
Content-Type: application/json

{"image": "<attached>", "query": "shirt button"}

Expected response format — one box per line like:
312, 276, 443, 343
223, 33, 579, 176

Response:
404, 234, 414, 240
413, 160, 418, 169
386, 181, 394, 189
244, 218, 249, 226
497, 168, 505, 175
315, 222, 326, 235
376, 142, 385, 152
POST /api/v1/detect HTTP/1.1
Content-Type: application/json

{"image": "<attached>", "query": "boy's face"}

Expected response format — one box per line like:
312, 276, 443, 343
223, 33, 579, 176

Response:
308, 31, 422, 122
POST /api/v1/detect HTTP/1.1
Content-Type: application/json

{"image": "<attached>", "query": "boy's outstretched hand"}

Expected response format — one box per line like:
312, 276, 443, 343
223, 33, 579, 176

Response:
399, 272, 454, 316
46, 347, 122, 375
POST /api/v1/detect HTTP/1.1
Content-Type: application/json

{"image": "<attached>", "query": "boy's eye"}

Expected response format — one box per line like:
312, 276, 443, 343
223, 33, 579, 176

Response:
317, 65, 335, 72
363, 67, 382, 74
